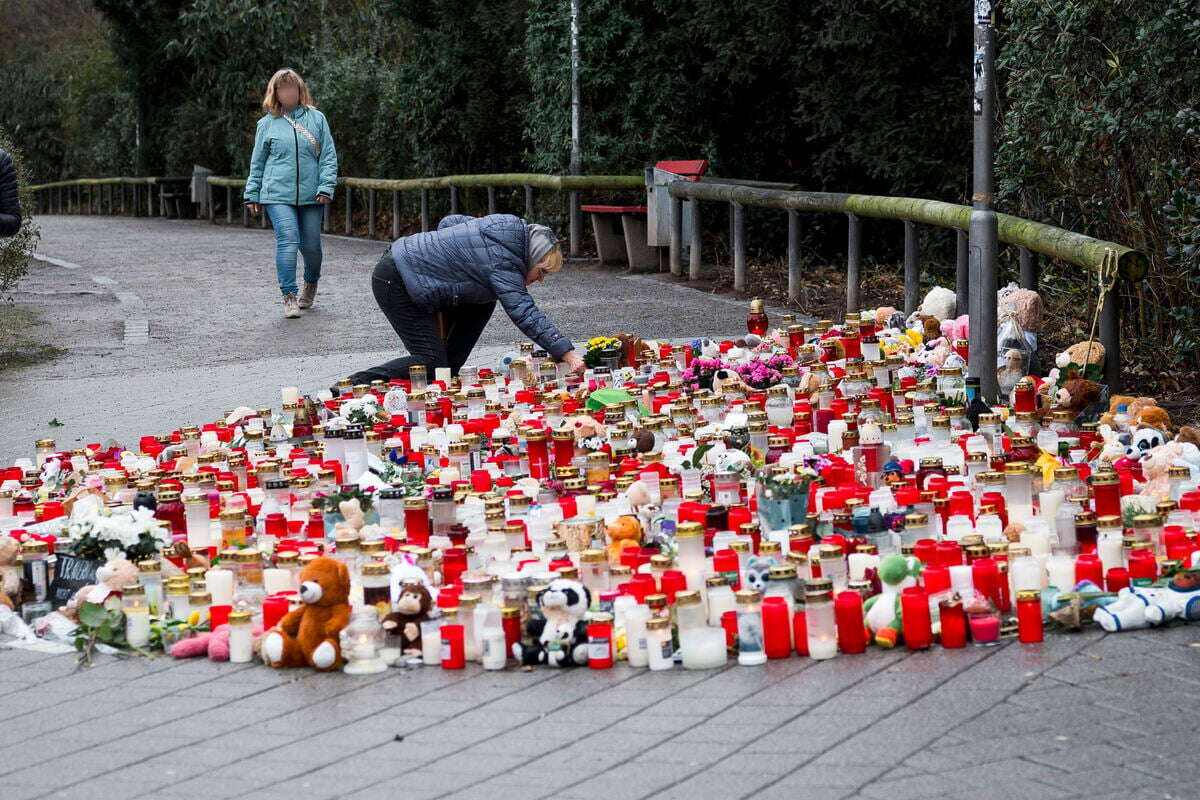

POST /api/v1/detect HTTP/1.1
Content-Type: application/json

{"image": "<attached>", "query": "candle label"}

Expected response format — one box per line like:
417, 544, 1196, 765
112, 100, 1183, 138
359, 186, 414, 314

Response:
440, 641, 451, 661
660, 640, 673, 659
588, 638, 610, 660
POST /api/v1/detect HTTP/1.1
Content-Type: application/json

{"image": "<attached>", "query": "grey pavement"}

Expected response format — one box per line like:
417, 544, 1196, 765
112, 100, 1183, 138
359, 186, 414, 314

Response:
3, 215, 781, 460
3, 627, 1199, 800
4, 215, 1199, 799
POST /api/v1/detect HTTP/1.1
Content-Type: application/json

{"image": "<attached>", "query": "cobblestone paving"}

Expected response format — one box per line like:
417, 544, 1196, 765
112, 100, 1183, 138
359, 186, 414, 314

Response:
3, 627, 1199, 800
3, 216, 1198, 799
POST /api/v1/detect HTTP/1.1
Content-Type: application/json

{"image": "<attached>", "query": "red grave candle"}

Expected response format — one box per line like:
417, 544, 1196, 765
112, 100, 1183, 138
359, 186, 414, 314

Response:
1016, 590, 1044, 643
587, 618, 614, 668
404, 499, 430, 548
938, 597, 967, 649
1106, 567, 1130, 593
900, 587, 932, 650
834, 591, 867, 654
792, 609, 809, 656
526, 432, 550, 480
971, 558, 1001, 611
762, 597, 792, 659
440, 624, 465, 669
1075, 553, 1104, 587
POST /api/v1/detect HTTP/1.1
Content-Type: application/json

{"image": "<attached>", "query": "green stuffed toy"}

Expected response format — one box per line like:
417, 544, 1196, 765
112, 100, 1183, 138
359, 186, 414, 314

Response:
863, 554, 922, 648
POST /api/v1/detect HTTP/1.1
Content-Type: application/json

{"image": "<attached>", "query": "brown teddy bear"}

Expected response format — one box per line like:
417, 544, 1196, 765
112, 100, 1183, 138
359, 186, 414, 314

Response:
382, 581, 433, 654
1054, 341, 1105, 379
605, 515, 643, 565
0, 537, 20, 610
1053, 378, 1101, 417
1177, 426, 1200, 449
262, 556, 351, 671
1135, 404, 1172, 432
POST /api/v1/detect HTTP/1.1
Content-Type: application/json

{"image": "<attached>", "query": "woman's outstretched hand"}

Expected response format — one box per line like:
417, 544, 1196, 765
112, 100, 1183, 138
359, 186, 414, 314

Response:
247, 203, 261, 215
562, 350, 586, 375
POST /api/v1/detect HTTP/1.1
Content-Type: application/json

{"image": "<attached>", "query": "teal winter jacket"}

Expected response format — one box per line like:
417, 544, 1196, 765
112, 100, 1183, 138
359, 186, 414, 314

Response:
243, 105, 337, 205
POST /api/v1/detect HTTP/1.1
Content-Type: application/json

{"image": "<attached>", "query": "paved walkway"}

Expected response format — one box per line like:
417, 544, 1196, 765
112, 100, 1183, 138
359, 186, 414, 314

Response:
3, 215, 778, 460
3, 627, 1198, 800
3, 216, 1198, 800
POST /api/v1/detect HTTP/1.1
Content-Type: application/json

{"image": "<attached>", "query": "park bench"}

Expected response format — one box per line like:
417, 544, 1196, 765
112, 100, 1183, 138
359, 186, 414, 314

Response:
582, 159, 707, 272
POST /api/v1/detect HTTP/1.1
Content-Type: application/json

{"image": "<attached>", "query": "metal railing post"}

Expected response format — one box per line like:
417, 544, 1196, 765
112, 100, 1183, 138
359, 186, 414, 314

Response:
688, 198, 702, 280
903, 220, 920, 315
487, 186, 496, 215
345, 186, 353, 234
569, 189, 581, 256
392, 190, 400, 240
1019, 247, 1038, 290
322, 199, 330, 232
524, 186, 534, 220
226, 187, 232, 224
243, 197, 249, 227
847, 213, 861, 313
449, 186, 459, 215
956, 229, 969, 315
420, 189, 430, 232
368, 188, 376, 239
1100, 282, 1121, 392
733, 201, 746, 293
787, 210, 800, 303
131, 185, 137, 217
669, 195, 683, 277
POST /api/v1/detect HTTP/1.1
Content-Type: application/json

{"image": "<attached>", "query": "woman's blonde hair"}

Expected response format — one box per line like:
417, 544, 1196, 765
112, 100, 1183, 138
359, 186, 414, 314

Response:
536, 244, 563, 274
261, 68, 315, 117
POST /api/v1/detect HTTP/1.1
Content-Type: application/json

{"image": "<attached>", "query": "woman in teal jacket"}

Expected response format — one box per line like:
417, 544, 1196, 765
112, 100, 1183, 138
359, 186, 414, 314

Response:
244, 68, 338, 318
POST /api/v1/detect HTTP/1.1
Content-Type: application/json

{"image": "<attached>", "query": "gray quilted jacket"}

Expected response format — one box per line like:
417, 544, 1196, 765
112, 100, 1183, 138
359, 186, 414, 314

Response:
389, 213, 573, 358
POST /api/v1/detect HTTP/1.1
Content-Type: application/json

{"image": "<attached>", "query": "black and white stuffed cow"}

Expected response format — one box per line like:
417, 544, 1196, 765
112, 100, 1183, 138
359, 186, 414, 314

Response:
513, 578, 591, 667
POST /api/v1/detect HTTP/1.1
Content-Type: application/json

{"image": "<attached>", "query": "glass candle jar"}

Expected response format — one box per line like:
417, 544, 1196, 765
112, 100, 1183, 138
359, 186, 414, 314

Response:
712, 472, 741, 507
166, 580, 191, 622
805, 580, 837, 660
429, 487, 455, 537
1016, 589, 1043, 643
938, 595, 967, 649
819, 545, 847, 592
625, 605, 651, 668
188, 591, 212, 625
579, 549, 610, 596
137, 559, 163, 616
900, 587, 932, 650
586, 451, 611, 485
586, 612, 614, 668
226, 609, 254, 662
21, 540, 50, 602
361, 562, 392, 617
645, 616, 675, 671
183, 493, 210, 550
124, 605, 150, 648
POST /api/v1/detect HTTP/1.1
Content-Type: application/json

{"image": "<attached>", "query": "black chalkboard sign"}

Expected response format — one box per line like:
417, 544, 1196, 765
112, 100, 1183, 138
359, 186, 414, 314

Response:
48, 554, 102, 607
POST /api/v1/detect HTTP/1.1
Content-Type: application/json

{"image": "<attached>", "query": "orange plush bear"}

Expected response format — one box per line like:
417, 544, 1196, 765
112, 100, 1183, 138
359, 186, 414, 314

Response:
606, 515, 643, 565
262, 556, 351, 671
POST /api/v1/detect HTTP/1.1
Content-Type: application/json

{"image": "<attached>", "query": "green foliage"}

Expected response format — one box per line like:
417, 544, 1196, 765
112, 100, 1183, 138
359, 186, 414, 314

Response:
997, 0, 1200, 369
72, 601, 129, 665
0, 127, 40, 291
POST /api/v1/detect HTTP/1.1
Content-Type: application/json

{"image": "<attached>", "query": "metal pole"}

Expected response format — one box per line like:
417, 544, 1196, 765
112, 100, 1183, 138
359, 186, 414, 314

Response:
569, 0, 582, 178
1019, 247, 1038, 290
449, 186, 458, 215
322, 199, 330, 232
487, 186, 496, 215
392, 191, 401, 240
688, 198, 702, 280
345, 186, 353, 234
732, 202, 746, 293
569, 190, 581, 257
968, 0, 999, 401
525, 186, 534, 220
669, 195, 683, 277
847, 213, 861, 313
1100, 282, 1120, 392
787, 210, 801, 303
226, 187, 232, 224
368, 189, 376, 239
903, 220, 920, 316
420, 189, 430, 231
956, 229, 969, 314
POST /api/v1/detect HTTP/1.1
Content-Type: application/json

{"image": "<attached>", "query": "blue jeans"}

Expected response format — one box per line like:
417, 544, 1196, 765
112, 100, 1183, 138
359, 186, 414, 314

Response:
265, 203, 324, 296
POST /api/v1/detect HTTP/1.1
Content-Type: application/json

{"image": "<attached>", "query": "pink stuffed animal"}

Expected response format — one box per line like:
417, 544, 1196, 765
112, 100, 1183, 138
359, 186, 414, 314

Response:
171, 622, 264, 661
939, 314, 969, 343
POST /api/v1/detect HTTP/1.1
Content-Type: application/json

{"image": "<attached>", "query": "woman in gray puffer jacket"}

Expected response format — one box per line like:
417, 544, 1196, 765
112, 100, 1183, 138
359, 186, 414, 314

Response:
347, 213, 584, 384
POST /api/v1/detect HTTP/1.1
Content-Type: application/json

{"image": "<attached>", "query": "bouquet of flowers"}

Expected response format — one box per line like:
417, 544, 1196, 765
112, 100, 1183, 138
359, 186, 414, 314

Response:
338, 394, 384, 426
680, 357, 728, 391
65, 504, 171, 562
733, 352, 795, 390
755, 459, 821, 532
583, 335, 622, 368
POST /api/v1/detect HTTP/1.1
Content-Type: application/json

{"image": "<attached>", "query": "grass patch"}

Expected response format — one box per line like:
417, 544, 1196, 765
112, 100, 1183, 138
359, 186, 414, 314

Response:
0, 303, 62, 370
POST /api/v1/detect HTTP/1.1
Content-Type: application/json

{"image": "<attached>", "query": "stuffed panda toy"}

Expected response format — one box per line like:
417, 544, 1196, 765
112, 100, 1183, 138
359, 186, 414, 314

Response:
1126, 426, 1167, 461
513, 578, 591, 667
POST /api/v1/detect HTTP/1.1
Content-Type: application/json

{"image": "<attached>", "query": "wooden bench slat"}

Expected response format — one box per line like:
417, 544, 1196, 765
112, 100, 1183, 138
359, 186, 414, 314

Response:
581, 204, 648, 213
